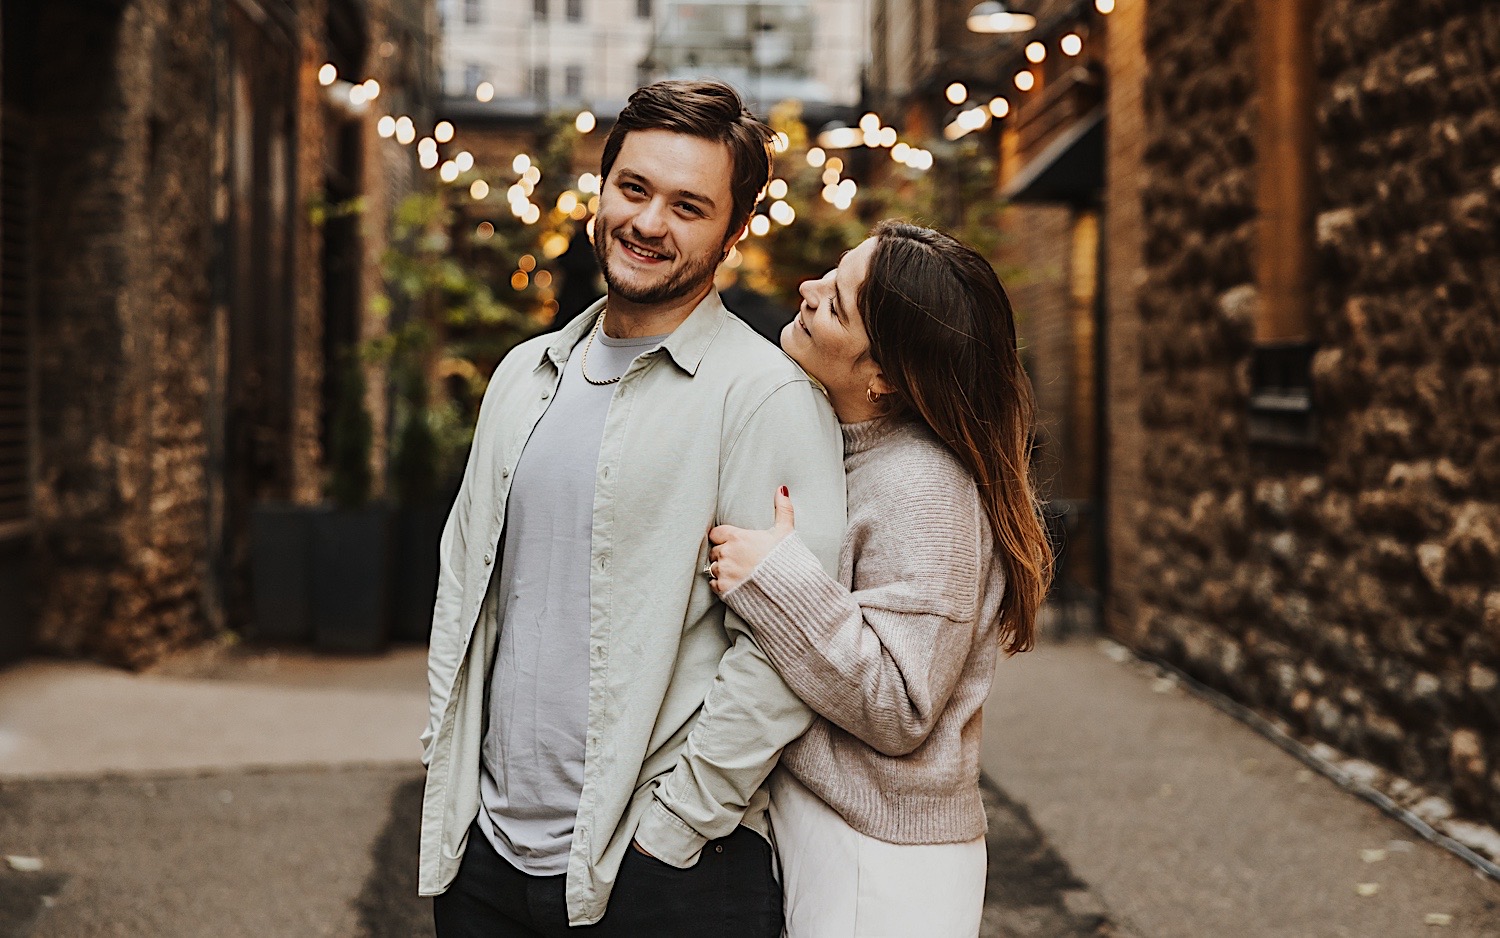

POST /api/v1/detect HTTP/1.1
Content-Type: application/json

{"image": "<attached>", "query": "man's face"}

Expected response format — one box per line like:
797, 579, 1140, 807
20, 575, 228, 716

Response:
593, 129, 741, 307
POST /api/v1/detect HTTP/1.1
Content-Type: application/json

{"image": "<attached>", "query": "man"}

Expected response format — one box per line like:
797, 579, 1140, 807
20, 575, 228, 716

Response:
418, 80, 846, 936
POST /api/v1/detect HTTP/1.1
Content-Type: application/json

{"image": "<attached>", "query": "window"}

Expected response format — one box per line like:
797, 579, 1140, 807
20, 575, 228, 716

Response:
636, 0, 651, 17
566, 0, 583, 23
464, 64, 485, 93
534, 0, 548, 19
565, 65, 583, 98
530, 65, 549, 100
464, 0, 482, 25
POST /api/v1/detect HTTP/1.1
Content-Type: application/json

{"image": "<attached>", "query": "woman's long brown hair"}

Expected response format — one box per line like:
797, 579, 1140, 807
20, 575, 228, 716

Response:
859, 220, 1052, 654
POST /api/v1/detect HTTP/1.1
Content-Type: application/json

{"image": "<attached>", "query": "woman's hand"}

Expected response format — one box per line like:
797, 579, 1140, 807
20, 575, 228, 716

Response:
707, 486, 796, 594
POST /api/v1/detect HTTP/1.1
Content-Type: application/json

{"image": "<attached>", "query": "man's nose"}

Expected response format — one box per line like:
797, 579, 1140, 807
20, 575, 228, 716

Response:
633, 198, 669, 238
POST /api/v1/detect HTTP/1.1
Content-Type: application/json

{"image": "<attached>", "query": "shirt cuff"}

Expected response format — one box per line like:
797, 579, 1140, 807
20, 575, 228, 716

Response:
633, 798, 708, 869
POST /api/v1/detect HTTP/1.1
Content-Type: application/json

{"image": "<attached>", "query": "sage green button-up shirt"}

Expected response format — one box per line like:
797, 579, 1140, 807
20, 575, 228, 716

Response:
417, 292, 846, 926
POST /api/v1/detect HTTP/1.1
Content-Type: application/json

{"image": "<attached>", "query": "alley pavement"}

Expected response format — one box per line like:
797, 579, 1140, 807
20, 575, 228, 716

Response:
0, 635, 1496, 937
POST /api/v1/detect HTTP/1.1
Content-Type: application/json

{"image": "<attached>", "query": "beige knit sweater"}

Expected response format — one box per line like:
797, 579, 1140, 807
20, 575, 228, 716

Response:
723, 417, 1007, 845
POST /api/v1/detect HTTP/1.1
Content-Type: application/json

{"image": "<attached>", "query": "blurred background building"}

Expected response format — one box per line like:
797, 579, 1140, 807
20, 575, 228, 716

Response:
0, 0, 439, 667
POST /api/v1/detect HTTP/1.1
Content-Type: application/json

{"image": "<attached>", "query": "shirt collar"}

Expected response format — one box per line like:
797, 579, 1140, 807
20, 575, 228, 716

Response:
539, 291, 728, 377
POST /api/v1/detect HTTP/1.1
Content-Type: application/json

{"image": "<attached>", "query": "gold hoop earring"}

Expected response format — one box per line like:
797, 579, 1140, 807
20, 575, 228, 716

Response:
866, 387, 883, 405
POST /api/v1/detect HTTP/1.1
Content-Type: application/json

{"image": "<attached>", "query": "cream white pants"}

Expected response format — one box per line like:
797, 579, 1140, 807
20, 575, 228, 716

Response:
769, 771, 987, 938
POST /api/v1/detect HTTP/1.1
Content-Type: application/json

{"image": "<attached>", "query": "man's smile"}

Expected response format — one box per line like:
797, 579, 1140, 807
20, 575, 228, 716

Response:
617, 236, 672, 264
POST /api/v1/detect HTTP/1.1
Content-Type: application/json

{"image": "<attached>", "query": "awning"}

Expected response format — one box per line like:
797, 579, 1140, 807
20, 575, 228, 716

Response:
1002, 107, 1105, 205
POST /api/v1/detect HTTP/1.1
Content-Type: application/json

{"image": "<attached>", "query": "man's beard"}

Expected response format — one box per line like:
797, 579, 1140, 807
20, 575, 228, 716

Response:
593, 223, 721, 306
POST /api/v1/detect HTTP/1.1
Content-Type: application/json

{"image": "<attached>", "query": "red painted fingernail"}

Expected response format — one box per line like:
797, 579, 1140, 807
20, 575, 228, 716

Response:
779, 486, 789, 497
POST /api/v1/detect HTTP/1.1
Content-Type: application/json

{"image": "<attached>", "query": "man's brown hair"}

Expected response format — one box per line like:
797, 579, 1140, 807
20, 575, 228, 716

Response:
600, 80, 774, 240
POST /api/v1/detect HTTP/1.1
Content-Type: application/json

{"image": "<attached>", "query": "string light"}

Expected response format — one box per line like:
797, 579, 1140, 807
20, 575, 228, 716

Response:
1061, 33, 1083, 56
524, 166, 542, 186
470, 179, 490, 199
1015, 70, 1036, 91
945, 82, 967, 105
455, 151, 475, 172
767, 179, 788, 199
513, 154, 532, 174
749, 215, 771, 236
435, 121, 455, 143
821, 167, 841, 186
476, 222, 495, 239
806, 147, 827, 167
557, 191, 579, 214
419, 149, 439, 170
522, 204, 541, 225
1096, 0, 1115, 12
439, 161, 459, 183
349, 84, 369, 106
535, 270, 553, 288
827, 157, 844, 173
769, 201, 795, 225
319, 64, 337, 86
512, 271, 529, 290
989, 97, 1010, 118
570, 203, 588, 220
519, 255, 537, 272
878, 127, 898, 147
476, 81, 494, 102
362, 79, 381, 100
1026, 41, 1047, 63
577, 172, 599, 194
575, 110, 596, 133
892, 142, 910, 162
395, 117, 415, 145
773, 132, 790, 153
377, 116, 396, 137
859, 113, 881, 133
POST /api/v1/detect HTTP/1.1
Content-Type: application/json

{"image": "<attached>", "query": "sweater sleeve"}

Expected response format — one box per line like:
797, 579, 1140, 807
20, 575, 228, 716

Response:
722, 478, 989, 758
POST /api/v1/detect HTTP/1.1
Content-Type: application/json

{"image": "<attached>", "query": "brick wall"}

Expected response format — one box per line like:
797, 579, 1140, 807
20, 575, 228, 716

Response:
30, 0, 217, 666
1135, 0, 1500, 822
1102, 0, 1147, 639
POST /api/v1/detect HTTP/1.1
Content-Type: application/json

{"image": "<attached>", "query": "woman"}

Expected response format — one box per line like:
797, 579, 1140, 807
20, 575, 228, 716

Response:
707, 220, 1052, 937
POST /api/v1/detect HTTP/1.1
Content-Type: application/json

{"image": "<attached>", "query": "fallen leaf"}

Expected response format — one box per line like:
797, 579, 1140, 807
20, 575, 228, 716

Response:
1424, 913, 1453, 926
1355, 882, 1380, 897
1361, 848, 1388, 863
4, 855, 42, 872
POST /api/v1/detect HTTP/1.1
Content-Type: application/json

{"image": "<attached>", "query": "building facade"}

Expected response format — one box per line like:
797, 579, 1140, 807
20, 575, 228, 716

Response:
0, 0, 437, 668
439, 0, 866, 114
1122, 0, 1500, 825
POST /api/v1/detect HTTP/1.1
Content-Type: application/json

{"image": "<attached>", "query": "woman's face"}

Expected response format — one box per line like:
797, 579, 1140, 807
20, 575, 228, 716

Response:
781, 236, 883, 404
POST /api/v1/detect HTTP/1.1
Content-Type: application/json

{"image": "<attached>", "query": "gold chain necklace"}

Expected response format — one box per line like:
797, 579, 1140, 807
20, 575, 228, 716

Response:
578, 308, 621, 386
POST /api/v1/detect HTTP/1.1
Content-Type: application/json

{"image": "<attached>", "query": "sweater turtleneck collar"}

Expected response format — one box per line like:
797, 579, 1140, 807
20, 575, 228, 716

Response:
840, 416, 902, 456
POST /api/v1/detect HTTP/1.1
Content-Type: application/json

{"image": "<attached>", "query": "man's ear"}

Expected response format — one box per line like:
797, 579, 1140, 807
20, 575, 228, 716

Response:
722, 224, 748, 259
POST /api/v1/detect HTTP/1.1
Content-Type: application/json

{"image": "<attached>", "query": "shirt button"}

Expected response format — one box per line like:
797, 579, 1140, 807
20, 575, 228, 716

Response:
501, 467, 511, 478
483, 553, 493, 565
542, 391, 551, 400
715, 844, 724, 854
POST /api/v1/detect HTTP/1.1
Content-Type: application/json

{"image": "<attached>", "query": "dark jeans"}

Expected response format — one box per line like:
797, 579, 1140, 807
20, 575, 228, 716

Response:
434, 822, 782, 937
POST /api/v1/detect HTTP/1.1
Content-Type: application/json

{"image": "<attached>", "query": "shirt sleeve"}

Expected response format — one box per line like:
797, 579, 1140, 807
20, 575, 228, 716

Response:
633, 379, 846, 867
720, 472, 989, 758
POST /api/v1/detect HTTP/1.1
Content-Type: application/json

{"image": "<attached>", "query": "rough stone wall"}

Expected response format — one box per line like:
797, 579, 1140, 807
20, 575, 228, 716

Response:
31, 0, 217, 667
1136, 0, 1500, 822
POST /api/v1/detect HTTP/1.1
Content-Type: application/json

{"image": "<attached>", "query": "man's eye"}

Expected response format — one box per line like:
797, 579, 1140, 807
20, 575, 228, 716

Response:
677, 203, 702, 216
623, 183, 645, 195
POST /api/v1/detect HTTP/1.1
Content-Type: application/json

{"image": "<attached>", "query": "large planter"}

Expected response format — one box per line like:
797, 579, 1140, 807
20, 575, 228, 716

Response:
249, 504, 317, 644
390, 502, 448, 643
310, 504, 395, 653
